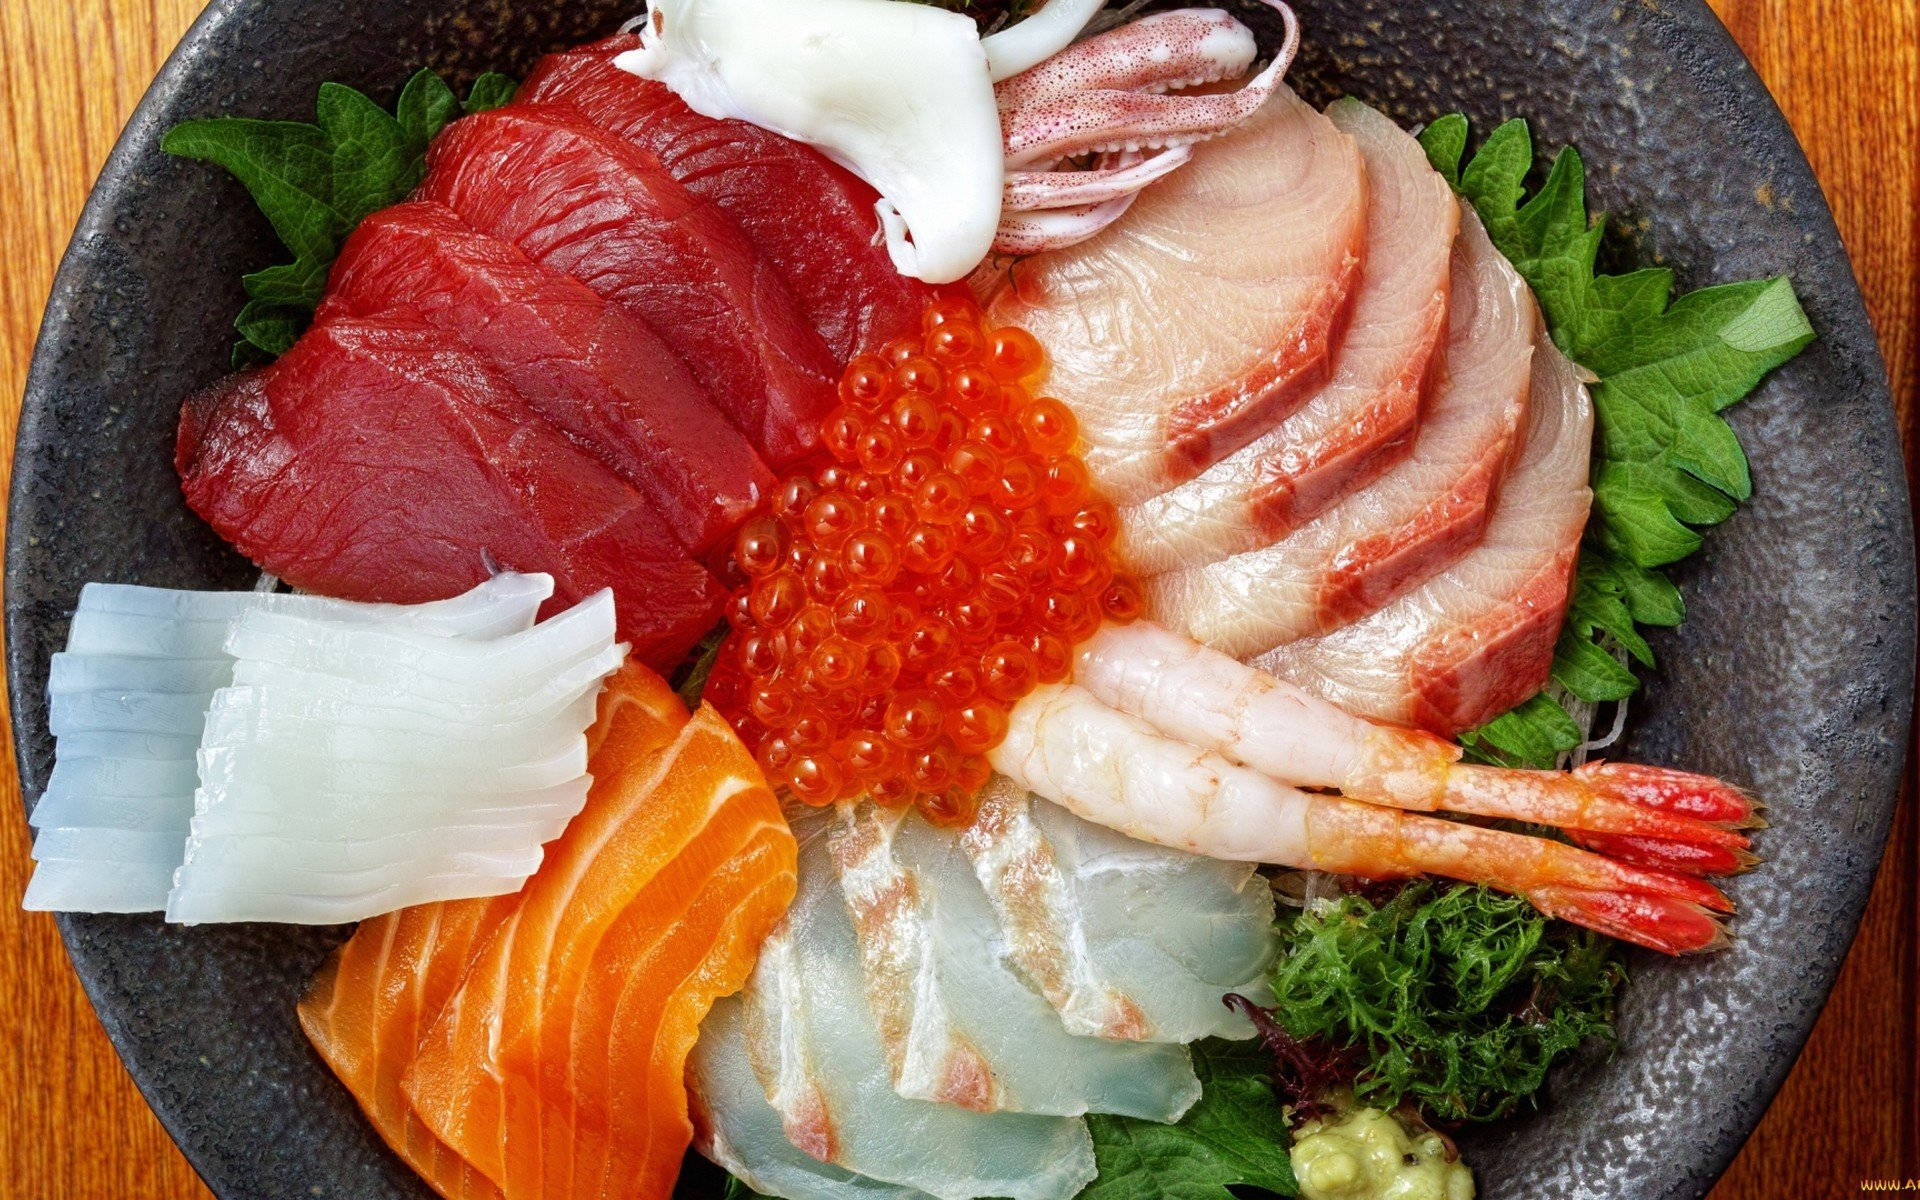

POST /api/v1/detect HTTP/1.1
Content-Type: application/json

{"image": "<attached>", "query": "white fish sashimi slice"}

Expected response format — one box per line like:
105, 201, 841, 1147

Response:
221, 589, 615, 697
22, 859, 176, 913
48, 653, 233, 695
162, 869, 535, 925
198, 688, 595, 763
74, 571, 553, 639
194, 740, 588, 797
743, 823, 1095, 1200
225, 644, 623, 726
30, 826, 184, 865
692, 997, 937, 1200
836, 806, 1201, 1120
49, 689, 217, 738
961, 780, 1275, 1043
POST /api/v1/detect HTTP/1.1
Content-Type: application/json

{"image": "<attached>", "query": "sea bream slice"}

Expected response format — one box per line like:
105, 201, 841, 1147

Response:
738, 815, 1096, 1200
420, 102, 838, 465
174, 318, 726, 668
1119, 100, 1458, 574
319, 200, 772, 555
1255, 336, 1594, 734
824, 803, 1200, 1120
1147, 205, 1536, 659
984, 84, 1366, 506
521, 35, 944, 362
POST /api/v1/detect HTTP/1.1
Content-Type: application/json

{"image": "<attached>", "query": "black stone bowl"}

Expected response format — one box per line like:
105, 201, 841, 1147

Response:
8, 1, 1912, 1197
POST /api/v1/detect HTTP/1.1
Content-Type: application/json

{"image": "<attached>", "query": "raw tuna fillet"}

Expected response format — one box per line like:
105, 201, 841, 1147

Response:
420, 103, 838, 465
984, 85, 1367, 506
1255, 336, 1594, 734
1147, 206, 1536, 659
174, 318, 725, 668
402, 674, 798, 1200
299, 895, 519, 1200
1120, 100, 1458, 574
823, 803, 1200, 1120
320, 200, 771, 554
522, 36, 940, 361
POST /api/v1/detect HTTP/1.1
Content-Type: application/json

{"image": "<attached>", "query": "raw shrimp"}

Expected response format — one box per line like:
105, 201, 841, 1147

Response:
1071, 620, 1759, 875
988, 682, 1735, 954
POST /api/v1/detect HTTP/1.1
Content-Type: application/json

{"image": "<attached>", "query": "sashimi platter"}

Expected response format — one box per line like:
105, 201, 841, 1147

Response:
11, 0, 1909, 1198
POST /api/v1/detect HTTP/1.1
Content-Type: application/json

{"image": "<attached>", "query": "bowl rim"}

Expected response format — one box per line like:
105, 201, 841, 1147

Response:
7, 0, 1912, 1196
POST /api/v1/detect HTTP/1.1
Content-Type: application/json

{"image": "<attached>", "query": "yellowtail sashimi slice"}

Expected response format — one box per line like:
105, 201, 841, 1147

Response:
1120, 100, 1459, 574
742, 822, 1095, 1200
692, 996, 936, 1200
984, 85, 1367, 506
962, 780, 1276, 1042
1148, 205, 1537, 658
828, 804, 1199, 1120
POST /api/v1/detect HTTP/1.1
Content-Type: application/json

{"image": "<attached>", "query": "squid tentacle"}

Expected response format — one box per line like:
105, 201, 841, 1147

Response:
1003, 144, 1193, 211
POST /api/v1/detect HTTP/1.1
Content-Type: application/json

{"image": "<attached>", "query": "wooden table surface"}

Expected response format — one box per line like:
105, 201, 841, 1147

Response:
1, 1, 1914, 1196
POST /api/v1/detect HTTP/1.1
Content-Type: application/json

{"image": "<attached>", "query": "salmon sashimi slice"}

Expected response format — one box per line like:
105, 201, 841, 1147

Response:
319, 200, 772, 555
1147, 205, 1536, 659
402, 680, 796, 1199
983, 85, 1366, 506
1119, 100, 1457, 574
420, 102, 838, 466
174, 319, 726, 668
299, 895, 520, 1200
1255, 335, 1594, 734
520, 36, 943, 362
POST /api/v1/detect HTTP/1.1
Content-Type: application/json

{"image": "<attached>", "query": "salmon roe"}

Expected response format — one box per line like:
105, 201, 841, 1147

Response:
706, 297, 1144, 826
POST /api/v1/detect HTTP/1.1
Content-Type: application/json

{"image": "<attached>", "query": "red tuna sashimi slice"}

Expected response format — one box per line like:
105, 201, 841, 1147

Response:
174, 319, 725, 668
1254, 335, 1594, 735
1120, 100, 1457, 574
420, 103, 838, 465
521, 35, 942, 362
1147, 205, 1536, 659
299, 895, 518, 1200
319, 200, 772, 555
983, 85, 1367, 506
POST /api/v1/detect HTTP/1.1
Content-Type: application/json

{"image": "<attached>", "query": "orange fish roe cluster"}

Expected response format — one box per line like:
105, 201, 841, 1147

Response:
704, 297, 1144, 826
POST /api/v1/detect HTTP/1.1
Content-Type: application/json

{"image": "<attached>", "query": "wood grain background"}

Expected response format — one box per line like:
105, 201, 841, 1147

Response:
1, 1, 1914, 1196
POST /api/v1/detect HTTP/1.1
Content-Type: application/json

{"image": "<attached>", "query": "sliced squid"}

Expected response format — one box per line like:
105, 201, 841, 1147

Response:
825, 803, 1200, 1120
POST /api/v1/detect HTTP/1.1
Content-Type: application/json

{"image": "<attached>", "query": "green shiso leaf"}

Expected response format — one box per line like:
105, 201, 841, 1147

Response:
165, 69, 517, 362
1082, 1038, 1299, 1199
1421, 118, 1815, 767
1268, 884, 1623, 1123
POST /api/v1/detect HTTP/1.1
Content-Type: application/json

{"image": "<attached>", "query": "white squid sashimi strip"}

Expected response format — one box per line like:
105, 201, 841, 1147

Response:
225, 644, 624, 727
170, 842, 539, 902
197, 687, 596, 763
692, 997, 937, 1200
221, 590, 615, 698
194, 740, 588, 797
30, 826, 184, 866
192, 775, 589, 827
743, 821, 1095, 1200
177, 824, 561, 873
37, 753, 199, 807
73, 572, 552, 639
46, 730, 201, 762
49, 689, 218, 738
827, 804, 1199, 1119
163, 869, 537, 926
195, 807, 574, 845
47, 653, 234, 695
962, 780, 1273, 1042
30, 783, 194, 834
21, 858, 178, 913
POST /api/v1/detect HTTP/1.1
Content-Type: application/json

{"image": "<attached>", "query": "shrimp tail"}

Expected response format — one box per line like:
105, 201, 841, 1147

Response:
1566, 831, 1760, 877
1573, 761, 1763, 827
1305, 799, 1734, 955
